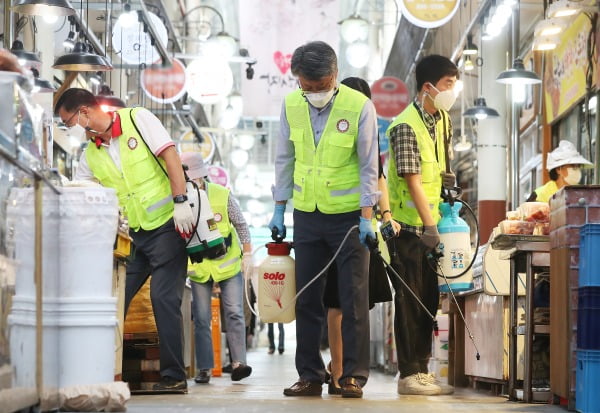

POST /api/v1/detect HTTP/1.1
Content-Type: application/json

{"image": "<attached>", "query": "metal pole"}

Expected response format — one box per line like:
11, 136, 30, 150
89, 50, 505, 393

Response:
3, 0, 14, 49
510, 3, 520, 208
34, 178, 43, 400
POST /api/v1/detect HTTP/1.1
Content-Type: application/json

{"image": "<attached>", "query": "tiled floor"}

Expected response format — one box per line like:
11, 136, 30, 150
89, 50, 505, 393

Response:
126, 324, 566, 413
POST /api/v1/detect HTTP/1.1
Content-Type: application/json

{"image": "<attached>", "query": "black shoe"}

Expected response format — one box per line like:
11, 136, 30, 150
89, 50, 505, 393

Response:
278, 347, 284, 354
283, 380, 323, 396
328, 381, 342, 395
231, 362, 252, 381
194, 370, 211, 384
152, 376, 188, 394
268, 347, 275, 354
340, 377, 362, 399
222, 363, 232, 373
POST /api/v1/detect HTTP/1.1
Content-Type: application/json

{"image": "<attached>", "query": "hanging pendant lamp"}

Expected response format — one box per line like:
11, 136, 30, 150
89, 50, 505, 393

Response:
31, 68, 55, 93
12, 0, 76, 16
463, 97, 500, 120
496, 58, 541, 85
10, 40, 41, 66
95, 85, 126, 111
53, 41, 112, 71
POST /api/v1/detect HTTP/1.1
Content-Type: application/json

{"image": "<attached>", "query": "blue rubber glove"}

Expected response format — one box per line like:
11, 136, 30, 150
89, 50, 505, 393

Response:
358, 216, 376, 248
269, 203, 286, 237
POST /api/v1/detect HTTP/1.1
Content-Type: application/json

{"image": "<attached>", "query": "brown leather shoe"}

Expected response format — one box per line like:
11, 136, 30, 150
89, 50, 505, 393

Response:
283, 380, 323, 396
340, 377, 363, 398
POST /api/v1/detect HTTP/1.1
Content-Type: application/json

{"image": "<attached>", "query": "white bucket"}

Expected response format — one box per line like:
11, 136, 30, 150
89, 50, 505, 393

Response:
9, 296, 117, 389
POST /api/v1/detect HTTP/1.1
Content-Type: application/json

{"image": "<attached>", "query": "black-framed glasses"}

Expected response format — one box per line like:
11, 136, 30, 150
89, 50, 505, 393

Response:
62, 106, 82, 129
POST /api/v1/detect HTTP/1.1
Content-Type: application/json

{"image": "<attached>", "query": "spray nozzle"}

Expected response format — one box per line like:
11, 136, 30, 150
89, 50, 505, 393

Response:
271, 226, 286, 242
427, 246, 444, 261
365, 234, 379, 253
433, 319, 439, 336
476, 353, 480, 360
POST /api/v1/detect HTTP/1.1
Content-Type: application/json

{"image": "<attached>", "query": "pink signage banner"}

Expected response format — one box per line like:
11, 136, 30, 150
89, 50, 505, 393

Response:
239, 0, 339, 117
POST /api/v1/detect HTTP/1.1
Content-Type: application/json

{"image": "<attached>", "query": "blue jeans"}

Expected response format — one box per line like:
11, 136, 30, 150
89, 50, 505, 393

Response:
190, 272, 247, 370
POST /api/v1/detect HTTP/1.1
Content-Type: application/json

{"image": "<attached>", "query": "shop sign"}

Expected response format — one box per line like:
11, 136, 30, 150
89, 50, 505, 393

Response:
112, 11, 168, 65
544, 14, 596, 123
399, 0, 459, 29
377, 118, 391, 155
178, 130, 215, 163
208, 165, 230, 188
371, 76, 410, 119
141, 58, 187, 104
186, 56, 233, 105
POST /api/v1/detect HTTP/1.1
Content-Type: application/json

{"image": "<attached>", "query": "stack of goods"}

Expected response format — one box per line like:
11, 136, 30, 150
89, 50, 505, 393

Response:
499, 203, 550, 235
122, 279, 161, 392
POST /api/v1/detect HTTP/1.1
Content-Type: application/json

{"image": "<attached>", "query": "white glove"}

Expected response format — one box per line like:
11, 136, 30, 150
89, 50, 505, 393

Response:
242, 253, 253, 280
173, 201, 195, 238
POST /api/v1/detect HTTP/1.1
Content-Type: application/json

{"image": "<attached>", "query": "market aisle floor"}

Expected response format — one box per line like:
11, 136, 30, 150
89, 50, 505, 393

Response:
126, 324, 565, 413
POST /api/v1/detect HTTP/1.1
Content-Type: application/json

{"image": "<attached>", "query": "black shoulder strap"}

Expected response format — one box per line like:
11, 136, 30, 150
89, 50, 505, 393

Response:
128, 108, 169, 178
441, 111, 451, 173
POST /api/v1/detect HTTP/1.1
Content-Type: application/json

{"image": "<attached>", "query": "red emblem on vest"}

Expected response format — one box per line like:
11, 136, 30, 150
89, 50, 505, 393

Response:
127, 137, 138, 150
336, 119, 350, 133
214, 212, 222, 223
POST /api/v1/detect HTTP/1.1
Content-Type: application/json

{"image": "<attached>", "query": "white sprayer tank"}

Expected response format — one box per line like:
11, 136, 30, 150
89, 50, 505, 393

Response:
257, 242, 295, 323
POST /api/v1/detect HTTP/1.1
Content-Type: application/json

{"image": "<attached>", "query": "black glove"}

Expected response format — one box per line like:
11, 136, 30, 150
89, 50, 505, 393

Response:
441, 171, 456, 190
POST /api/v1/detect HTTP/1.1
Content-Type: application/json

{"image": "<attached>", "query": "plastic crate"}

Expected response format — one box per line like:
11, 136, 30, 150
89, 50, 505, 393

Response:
579, 224, 600, 287
578, 287, 600, 349
576, 349, 600, 413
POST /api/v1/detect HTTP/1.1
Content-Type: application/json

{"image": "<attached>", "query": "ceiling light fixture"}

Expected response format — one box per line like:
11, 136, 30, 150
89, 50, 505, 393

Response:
96, 85, 126, 112
533, 18, 566, 37
11, 0, 76, 16
496, 58, 541, 85
10, 40, 41, 67
532, 35, 560, 51
454, 135, 473, 152
464, 56, 474, 71
53, 41, 112, 71
463, 97, 500, 120
338, 14, 369, 43
30, 68, 55, 93
463, 34, 478, 56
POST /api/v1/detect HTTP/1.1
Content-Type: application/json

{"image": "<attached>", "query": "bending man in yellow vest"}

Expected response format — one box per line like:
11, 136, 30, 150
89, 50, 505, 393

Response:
269, 41, 379, 399
56, 89, 194, 393
526, 140, 592, 203
385, 55, 458, 396
180, 152, 253, 385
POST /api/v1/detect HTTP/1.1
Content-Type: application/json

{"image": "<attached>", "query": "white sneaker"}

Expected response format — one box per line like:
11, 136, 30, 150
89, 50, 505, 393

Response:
423, 373, 454, 395
397, 373, 442, 395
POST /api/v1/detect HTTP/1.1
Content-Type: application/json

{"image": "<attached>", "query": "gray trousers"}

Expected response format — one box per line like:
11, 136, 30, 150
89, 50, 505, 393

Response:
126, 218, 188, 380
293, 209, 370, 386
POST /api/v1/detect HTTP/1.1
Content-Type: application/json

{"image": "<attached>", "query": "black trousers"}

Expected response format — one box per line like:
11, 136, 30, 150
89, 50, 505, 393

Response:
386, 230, 439, 379
126, 218, 188, 380
293, 209, 370, 386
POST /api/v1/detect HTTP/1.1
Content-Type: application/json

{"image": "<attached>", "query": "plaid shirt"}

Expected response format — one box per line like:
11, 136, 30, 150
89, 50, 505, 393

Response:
388, 99, 451, 235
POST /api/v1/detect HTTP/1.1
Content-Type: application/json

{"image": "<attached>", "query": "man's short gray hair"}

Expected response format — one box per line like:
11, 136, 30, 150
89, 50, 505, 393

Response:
291, 41, 337, 81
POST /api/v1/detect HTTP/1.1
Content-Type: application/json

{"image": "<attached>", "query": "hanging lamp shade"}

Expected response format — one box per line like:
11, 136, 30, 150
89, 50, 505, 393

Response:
31, 68, 55, 93
463, 34, 478, 56
10, 40, 41, 65
463, 97, 500, 120
496, 58, 541, 85
12, 0, 76, 16
95, 85, 126, 111
53, 42, 112, 71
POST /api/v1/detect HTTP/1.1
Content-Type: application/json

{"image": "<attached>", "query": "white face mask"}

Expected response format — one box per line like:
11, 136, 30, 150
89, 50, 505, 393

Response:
427, 83, 457, 112
304, 89, 335, 109
564, 166, 582, 185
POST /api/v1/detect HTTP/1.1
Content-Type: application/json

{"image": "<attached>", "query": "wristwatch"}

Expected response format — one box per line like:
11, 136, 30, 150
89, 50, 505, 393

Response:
173, 194, 188, 204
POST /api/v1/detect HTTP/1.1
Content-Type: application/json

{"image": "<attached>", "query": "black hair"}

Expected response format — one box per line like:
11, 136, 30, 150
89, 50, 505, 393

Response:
415, 54, 459, 92
549, 168, 559, 181
291, 41, 337, 81
341, 77, 371, 99
54, 88, 99, 115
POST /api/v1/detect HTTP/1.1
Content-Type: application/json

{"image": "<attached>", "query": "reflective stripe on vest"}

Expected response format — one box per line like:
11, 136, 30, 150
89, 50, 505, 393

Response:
534, 180, 558, 203
285, 84, 367, 214
85, 107, 173, 231
386, 104, 448, 226
187, 182, 242, 284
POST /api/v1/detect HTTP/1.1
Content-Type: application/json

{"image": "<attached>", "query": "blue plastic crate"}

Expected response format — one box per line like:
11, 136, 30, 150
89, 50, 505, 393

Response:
576, 349, 600, 413
578, 287, 600, 349
579, 224, 600, 287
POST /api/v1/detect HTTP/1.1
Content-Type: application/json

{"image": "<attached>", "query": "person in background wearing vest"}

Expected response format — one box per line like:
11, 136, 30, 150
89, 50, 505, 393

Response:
323, 76, 400, 395
269, 41, 379, 399
526, 140, 593, 203
385, 55, 458, 396
180, 151, 253, 385
55, 89, 194, 394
